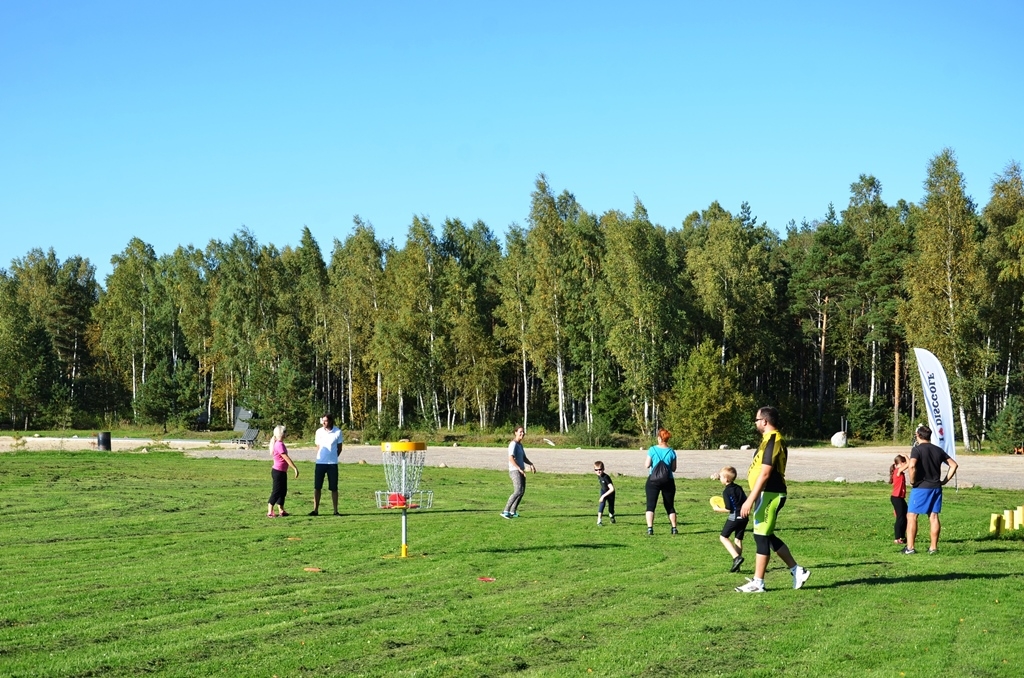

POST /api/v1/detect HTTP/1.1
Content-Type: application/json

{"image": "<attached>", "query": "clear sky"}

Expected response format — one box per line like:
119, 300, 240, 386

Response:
3, 1, 1022, 283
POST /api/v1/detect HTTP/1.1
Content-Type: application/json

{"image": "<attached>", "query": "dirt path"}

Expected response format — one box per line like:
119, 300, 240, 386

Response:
4, 436, 1023, 489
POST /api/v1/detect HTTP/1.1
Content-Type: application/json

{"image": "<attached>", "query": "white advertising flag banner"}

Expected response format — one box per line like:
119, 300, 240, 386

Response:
913, 347, 957, 459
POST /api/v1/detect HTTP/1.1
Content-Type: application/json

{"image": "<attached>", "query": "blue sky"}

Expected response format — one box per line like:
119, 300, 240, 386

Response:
2, 1, 1022, 283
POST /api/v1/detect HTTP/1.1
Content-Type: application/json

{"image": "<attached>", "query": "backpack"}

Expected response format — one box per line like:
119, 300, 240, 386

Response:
649, 448, 673, 482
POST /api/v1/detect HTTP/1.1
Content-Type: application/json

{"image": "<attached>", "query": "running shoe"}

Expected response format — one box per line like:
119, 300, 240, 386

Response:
901, 547, 916, 555
792, 566, 811, 590
501, 512, 513, 519
735, 579, 765, 593
927, 548, 938, 555
646, 527, 653, 536
671, 527, 678, 535
610, 516, 616, 524
730, 556, 744, 573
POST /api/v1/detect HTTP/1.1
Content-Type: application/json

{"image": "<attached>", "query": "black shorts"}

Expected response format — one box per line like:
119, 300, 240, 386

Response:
721, 517, 748, 540
314, 464, 339, 491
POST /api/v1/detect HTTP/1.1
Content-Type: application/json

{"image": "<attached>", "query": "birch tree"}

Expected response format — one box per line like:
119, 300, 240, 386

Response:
903, 148, 986, 449
525, 176, 572, 432
92, 238, 159, 414
329, 217, 386, 427
599, 200, 672, 432
495, 225, 534, 429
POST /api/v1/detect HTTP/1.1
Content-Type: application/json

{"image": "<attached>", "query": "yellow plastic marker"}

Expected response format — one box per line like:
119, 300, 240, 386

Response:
990, 513, 1004, 536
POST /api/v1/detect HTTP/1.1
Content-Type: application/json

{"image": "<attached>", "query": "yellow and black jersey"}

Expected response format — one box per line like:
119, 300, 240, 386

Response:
747, 431, 788, 494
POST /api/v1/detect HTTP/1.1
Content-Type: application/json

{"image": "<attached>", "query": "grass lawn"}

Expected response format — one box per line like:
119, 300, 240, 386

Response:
1, 451, 1022, 677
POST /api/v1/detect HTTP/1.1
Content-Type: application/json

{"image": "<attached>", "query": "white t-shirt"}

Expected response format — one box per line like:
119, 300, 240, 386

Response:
314, 426, 343, 464
508, 440, 525, 471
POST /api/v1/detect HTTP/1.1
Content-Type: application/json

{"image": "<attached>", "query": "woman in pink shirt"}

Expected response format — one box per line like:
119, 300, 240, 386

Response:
890, 454, 908, 544
267, 425, 299, 518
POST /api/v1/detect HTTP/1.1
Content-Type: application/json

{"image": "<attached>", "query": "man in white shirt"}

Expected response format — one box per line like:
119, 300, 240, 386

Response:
311, 413, 343, 516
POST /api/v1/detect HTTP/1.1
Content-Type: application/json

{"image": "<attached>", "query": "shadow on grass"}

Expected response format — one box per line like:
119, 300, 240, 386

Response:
479, 543, 630, 553
822, 571, 1017, 588
808, 560, 889, 569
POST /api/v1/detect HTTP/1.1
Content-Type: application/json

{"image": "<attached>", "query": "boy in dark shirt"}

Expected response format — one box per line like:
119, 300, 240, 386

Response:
594, 461, 616, 525
713, 466, 748, 572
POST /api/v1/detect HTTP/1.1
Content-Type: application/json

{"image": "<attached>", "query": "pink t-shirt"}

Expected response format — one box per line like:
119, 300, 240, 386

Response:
272, 441, 289, 471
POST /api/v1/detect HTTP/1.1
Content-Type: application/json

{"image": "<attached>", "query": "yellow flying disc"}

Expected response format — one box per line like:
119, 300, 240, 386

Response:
710, 496, 725, 510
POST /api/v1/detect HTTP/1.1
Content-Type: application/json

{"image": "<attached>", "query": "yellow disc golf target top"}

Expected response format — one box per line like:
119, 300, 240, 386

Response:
376, 441, 433, 558
382, 441, 427, 452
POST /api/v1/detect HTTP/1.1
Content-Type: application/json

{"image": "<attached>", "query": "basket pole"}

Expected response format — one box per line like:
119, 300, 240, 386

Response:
401, 508, 409, 558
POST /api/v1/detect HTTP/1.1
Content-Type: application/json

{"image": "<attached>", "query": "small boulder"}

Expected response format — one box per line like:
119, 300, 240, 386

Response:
830, 431, 848, 448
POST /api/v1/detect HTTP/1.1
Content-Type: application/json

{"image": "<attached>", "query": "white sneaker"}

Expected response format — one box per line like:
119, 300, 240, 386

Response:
792, 566, 811, 590
735, 578, 765, 593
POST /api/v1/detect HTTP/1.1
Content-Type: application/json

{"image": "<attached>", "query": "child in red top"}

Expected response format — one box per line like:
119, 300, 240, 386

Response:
890, 454, 908, 544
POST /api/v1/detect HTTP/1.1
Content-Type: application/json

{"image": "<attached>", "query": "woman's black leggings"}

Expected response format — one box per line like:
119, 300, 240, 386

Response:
645, 478, 676, 514
891, 495, 907, 540
269, 469, 288, 506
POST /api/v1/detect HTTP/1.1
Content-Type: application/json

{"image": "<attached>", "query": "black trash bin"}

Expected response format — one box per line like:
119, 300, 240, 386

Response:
97, 432, 111, 451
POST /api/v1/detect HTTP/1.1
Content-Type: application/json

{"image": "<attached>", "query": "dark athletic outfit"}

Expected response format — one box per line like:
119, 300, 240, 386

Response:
645, 445, 677, 514
720, 481, 748, 540
597, 472, 615, 517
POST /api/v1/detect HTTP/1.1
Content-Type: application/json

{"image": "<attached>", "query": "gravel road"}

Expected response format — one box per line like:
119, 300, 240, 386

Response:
186, 442, 1024, 490
5, 435, 1022, 489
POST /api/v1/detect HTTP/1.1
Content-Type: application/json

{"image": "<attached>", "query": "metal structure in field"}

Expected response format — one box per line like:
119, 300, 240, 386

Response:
375, 441, 433, 557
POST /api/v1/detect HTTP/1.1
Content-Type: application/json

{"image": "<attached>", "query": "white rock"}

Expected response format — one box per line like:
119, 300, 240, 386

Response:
719, 444, 728, 450
438, 462, 448, 468
834, 477, 846, 483
830, 431, 848, 448
740, 444, 751, 450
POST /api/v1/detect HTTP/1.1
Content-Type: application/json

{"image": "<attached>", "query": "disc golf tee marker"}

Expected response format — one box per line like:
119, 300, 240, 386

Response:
375, 441, 433, 558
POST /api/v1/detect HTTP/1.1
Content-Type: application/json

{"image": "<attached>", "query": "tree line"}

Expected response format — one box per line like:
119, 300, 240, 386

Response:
3, 148, 1024, 449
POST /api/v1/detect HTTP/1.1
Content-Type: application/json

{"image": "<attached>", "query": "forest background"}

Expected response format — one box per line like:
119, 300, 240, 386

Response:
5, 148, 1024, 451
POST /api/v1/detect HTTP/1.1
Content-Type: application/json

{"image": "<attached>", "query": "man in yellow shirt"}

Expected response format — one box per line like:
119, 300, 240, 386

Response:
735, 406, 811, 593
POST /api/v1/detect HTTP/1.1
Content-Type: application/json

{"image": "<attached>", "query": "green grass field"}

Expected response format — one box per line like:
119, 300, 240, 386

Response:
1, 451, 1022, 677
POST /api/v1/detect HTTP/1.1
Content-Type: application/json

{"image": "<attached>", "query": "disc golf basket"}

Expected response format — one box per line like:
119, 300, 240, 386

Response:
375, 441, 433, 557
